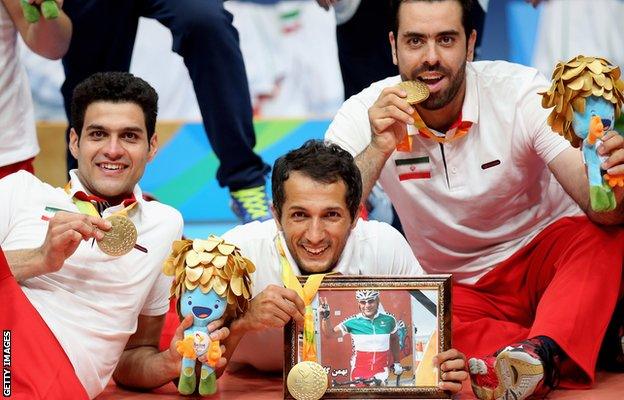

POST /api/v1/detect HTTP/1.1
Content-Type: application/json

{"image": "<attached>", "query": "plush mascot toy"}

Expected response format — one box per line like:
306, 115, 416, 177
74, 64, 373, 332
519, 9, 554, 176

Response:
163, 235, 255, 396
540, 55, 624, 211
20, 0, 59, 23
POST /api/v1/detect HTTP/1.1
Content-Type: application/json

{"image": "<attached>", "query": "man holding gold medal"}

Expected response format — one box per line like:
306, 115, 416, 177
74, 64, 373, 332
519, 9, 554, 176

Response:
221, 140, 469, 394
325, 0, 624, 399
0, 72, 229, 399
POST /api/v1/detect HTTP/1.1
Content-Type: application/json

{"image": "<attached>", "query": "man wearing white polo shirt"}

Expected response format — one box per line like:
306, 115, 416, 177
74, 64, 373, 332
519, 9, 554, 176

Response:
220, 140, 470, 394
0, 72, 227, 399
325, 1, 624, 399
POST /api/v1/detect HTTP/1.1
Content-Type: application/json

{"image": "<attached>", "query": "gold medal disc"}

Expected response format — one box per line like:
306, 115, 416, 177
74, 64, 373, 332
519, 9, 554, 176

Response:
286, 361, 328, 400
97, 215, 137, 257
397, 80, 430, 104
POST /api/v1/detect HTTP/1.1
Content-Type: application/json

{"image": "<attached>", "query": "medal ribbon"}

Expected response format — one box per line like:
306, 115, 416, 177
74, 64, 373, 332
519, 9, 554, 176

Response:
63, 182, 138, 217
275, 236, 327, 362
396, 110, 473, 151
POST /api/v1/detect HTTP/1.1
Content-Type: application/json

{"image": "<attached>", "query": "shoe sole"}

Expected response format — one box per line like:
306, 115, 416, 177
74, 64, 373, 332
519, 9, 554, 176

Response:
472, 350, 544, 400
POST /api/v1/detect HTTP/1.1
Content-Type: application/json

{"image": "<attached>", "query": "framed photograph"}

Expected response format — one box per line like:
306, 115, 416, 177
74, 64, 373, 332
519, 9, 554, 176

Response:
284, 275, 451, 399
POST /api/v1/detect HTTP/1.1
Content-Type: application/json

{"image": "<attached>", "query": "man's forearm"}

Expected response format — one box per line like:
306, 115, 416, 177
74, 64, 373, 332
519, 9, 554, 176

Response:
113, 346, 179, 390
355, 144, 391, 202
4, 248, 45, 282
26, 11, 72, 59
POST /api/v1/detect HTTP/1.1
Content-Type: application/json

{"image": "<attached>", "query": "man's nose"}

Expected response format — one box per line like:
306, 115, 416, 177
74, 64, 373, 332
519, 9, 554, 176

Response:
305, 218, 325, 243
103, 137, 124, 158
423, 43, 441, 67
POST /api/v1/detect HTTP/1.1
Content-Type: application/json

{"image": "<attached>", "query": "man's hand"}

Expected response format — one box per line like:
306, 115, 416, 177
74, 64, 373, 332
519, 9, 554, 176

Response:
599, 131, 624, 192
27, 0, 64, 8
166, 315, 230, 374
39, 211, 110, 274
432, 348, 469, 394
368, 86, 414, 157
316, 0, 339, 11
233, 285, 305, 332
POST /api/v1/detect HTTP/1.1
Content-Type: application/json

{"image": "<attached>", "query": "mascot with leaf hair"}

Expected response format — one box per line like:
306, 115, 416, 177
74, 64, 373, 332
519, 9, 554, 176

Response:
163, 235, 255, 396
540, 56, 624, 211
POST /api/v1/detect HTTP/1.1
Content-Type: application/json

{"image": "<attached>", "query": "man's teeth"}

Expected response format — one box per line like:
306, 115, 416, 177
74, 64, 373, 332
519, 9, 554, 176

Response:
304, 246, 328, 255
100, 163, 124, 170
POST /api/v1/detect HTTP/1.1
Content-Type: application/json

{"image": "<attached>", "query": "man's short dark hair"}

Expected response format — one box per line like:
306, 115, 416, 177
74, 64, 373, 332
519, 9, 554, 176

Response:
390, 0, 475, 42
272, 140, 362, 221
71, 72, 158, 139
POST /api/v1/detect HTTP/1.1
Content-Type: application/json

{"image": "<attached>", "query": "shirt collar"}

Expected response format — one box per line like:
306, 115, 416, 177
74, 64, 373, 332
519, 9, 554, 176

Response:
67, 169, 145, 212
461, 62, 479, 125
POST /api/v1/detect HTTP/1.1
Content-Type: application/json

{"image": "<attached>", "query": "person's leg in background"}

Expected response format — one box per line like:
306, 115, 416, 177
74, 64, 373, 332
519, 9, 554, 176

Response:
61, 0, 141, 174
145, 0, 271, 223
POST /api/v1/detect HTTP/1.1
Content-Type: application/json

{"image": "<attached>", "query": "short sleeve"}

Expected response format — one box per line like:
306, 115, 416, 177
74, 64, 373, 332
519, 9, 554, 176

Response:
518, 70, 572, 164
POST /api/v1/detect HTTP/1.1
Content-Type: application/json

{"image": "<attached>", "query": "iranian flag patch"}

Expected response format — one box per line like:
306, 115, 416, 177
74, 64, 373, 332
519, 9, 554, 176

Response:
395, 156, 431, 181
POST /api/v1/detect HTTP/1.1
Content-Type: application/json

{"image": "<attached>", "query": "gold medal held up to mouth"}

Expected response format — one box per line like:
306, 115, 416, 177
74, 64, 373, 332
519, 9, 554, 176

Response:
97, 214, 137, 257
286, 361, 328, 400
397, 80, 430, 105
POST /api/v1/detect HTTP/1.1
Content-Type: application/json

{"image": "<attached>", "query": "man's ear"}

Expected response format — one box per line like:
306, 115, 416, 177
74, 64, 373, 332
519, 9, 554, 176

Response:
148, 133, 158, 161
271, 205, 282, 229
466, 29, 477, 62
69, 128, 80, 159
389, 31, 398, 66
351, 204, 363, 229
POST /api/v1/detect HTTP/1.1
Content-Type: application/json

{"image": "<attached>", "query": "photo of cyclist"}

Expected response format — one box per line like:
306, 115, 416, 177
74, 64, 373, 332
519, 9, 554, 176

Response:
320, 290, 404, 386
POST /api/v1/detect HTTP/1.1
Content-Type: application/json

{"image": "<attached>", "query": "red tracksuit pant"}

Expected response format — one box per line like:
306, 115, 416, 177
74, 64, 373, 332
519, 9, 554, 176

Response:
0, 249, 89, 399
452, 216, 624, 389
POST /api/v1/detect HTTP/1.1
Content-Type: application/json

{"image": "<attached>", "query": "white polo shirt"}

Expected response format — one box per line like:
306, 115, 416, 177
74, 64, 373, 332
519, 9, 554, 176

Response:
0, 170, 183, 399
222, 218, 422, 371
326, 61, 582, 284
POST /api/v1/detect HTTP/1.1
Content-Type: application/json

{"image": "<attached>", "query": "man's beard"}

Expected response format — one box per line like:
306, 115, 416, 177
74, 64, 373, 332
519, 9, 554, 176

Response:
404, 59, 467, 110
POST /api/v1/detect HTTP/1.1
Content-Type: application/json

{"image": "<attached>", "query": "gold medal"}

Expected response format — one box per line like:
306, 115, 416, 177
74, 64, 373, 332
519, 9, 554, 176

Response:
286, 361, 327, 400
396, 80, 430, 104
97, 214, 137, 257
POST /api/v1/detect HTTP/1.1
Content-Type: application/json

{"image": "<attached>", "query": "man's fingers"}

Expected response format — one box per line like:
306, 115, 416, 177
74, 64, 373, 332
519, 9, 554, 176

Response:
278, 287, 306, 315
207, 318, 224, 332
440, 358, 466, 372
438, 379, 463, 393
209, 326, 230, 342
173, 315, 193, 339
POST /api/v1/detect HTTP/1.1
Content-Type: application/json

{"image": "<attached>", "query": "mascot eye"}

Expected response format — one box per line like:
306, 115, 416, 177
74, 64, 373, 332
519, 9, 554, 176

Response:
214, 304, 219, 309
187, 300, 192, 305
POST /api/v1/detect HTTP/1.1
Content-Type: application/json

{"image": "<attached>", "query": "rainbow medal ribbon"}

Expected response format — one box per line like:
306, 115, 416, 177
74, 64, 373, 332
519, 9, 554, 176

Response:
275, 236, 329, 362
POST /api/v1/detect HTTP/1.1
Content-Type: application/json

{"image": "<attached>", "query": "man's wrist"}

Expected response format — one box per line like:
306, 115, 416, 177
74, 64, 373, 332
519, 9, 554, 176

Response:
368, 140, 393, 160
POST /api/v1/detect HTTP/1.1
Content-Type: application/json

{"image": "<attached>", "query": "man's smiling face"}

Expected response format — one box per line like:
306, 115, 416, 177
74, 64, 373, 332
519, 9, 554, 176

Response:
69, 101, 157, 203
275, 171, 357, 274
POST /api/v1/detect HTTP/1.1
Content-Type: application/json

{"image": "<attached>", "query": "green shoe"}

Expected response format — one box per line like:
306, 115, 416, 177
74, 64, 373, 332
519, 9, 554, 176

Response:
230, 185, 272, 224
590, 185, 616, 212
178, 367, 196, 395
199, 370, 217, 396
